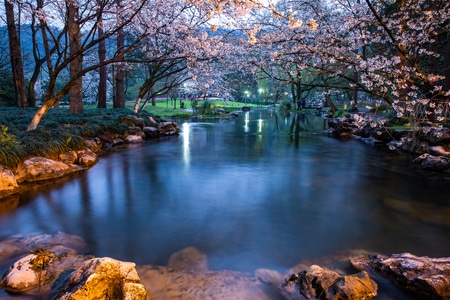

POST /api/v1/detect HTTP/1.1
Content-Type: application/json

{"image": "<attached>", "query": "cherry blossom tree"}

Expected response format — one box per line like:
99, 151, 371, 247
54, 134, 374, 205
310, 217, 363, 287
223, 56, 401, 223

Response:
24, 0, 149, 130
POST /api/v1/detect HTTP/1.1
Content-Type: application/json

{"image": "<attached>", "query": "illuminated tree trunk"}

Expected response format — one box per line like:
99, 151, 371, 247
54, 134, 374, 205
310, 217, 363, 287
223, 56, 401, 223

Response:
5, 0, 27, 108
68, 0, 83, 113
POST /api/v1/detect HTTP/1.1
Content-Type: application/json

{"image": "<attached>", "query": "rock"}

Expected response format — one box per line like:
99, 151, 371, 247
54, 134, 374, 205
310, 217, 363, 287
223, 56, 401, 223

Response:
280, 265, 377, 300
0, 246, 86, 294
83, 138, 102, 153
142, 126, 159, 138
413, 153, 450, 171
429, 145, 450, 157
327, 118, 356, 138
54, 257, 147, 300
0, 254, 40, 292
74, 149, 98, 167
159, 122, 180, 135
350, 253, 450, 299
168, 246, 208, 272
325, 271, 377, 300
137, 265, 271, 300
0, 165, 19, 198
14, 157, 82, 183
59, 151, 78, 164
125, 135, 143, 144
418, 127, 450, 144
255, 268, 283, 285
126, 126, 142, 136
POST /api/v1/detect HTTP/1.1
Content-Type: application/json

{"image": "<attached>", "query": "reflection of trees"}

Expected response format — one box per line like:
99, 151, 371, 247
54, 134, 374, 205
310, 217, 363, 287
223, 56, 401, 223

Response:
290, 113, 308, 146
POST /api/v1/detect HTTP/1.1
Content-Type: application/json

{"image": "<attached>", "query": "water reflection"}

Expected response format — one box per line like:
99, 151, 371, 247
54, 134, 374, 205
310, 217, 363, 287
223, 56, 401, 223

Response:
1, 110, 450, 275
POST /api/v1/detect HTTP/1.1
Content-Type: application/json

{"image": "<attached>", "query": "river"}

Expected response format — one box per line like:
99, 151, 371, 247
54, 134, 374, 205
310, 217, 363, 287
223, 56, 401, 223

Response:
1, 110, 450, 276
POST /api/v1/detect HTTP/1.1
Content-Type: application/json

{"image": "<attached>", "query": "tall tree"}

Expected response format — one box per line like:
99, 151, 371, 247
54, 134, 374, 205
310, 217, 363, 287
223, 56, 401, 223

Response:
27, 0, 148, 130
68, 0, 83, 113
4, 0, 28, 108
113, 0, 125, 108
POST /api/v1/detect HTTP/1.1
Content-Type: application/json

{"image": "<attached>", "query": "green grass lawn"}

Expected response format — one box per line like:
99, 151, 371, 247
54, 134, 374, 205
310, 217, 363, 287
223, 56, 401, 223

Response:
123, 99, 259, 118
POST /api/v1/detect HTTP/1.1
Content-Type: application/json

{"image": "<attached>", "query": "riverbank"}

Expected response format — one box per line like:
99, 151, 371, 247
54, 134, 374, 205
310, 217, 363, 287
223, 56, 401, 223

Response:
0, 109, 181, 200
1, 232, 449, 299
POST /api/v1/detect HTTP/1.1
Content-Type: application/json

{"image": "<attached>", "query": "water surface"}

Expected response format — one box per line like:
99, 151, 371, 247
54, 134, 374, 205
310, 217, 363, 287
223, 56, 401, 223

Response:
1, 110, 450, 275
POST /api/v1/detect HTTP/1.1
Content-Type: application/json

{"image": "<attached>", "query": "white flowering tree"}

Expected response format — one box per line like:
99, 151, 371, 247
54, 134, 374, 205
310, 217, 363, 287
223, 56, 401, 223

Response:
241, 0, 450, 122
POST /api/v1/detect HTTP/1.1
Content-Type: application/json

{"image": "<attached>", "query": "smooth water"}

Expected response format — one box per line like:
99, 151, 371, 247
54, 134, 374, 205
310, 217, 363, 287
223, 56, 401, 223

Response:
1, 110, 450, 274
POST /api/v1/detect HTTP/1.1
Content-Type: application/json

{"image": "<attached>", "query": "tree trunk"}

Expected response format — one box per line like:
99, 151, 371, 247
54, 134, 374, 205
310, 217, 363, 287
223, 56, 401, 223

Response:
5, 0, 28, 108
114, 0, 125, 108
68, 0, 83, 113
97, 5, 107, 108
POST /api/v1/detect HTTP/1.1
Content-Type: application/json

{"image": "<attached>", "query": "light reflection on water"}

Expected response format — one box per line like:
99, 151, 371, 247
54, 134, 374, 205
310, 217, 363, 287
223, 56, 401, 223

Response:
1, 110, 450, 274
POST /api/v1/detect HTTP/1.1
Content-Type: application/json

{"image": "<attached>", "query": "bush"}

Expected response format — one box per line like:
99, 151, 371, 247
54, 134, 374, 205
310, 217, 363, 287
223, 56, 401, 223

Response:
278, 100, 292, 111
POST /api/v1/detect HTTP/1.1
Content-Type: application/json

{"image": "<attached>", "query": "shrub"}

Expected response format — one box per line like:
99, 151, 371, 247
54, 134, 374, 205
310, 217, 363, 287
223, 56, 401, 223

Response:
278, 100, 292, 111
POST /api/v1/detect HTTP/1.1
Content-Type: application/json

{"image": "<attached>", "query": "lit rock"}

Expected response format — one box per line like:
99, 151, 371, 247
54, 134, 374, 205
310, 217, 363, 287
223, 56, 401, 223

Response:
83, 137, 102, 153
75, 149, 98, 167
280, 265, 377, 300
125, 135, 143, 144
54, 257, 147, 300
0, 164, 19, 197
0, 254, 41, 292
351, 253, 450, 299
59, 151, 78, 164
14, 157, 82, 183
159, 122, 180, 135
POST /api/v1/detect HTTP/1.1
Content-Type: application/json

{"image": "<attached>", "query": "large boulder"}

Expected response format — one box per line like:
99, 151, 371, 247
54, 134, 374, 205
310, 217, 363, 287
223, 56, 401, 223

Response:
15, 157, 82, 183
280, 265, 377, 300
0, 165, 19, 198
350, 253, 450, 299
54, 257, 147, 300
0, 246, 86, 294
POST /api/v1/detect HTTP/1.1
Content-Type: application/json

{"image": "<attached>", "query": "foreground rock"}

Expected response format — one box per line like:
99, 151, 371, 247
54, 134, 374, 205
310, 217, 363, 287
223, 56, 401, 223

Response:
0, 246, 86, 294
350, 253, 450, 299
280, 264, 377, 300
54, 257, 147, 300
137, 247, 271, 300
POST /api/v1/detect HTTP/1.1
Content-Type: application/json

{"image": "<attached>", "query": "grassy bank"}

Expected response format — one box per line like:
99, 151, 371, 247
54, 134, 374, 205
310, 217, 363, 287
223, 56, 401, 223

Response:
0, 100, 257, 170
